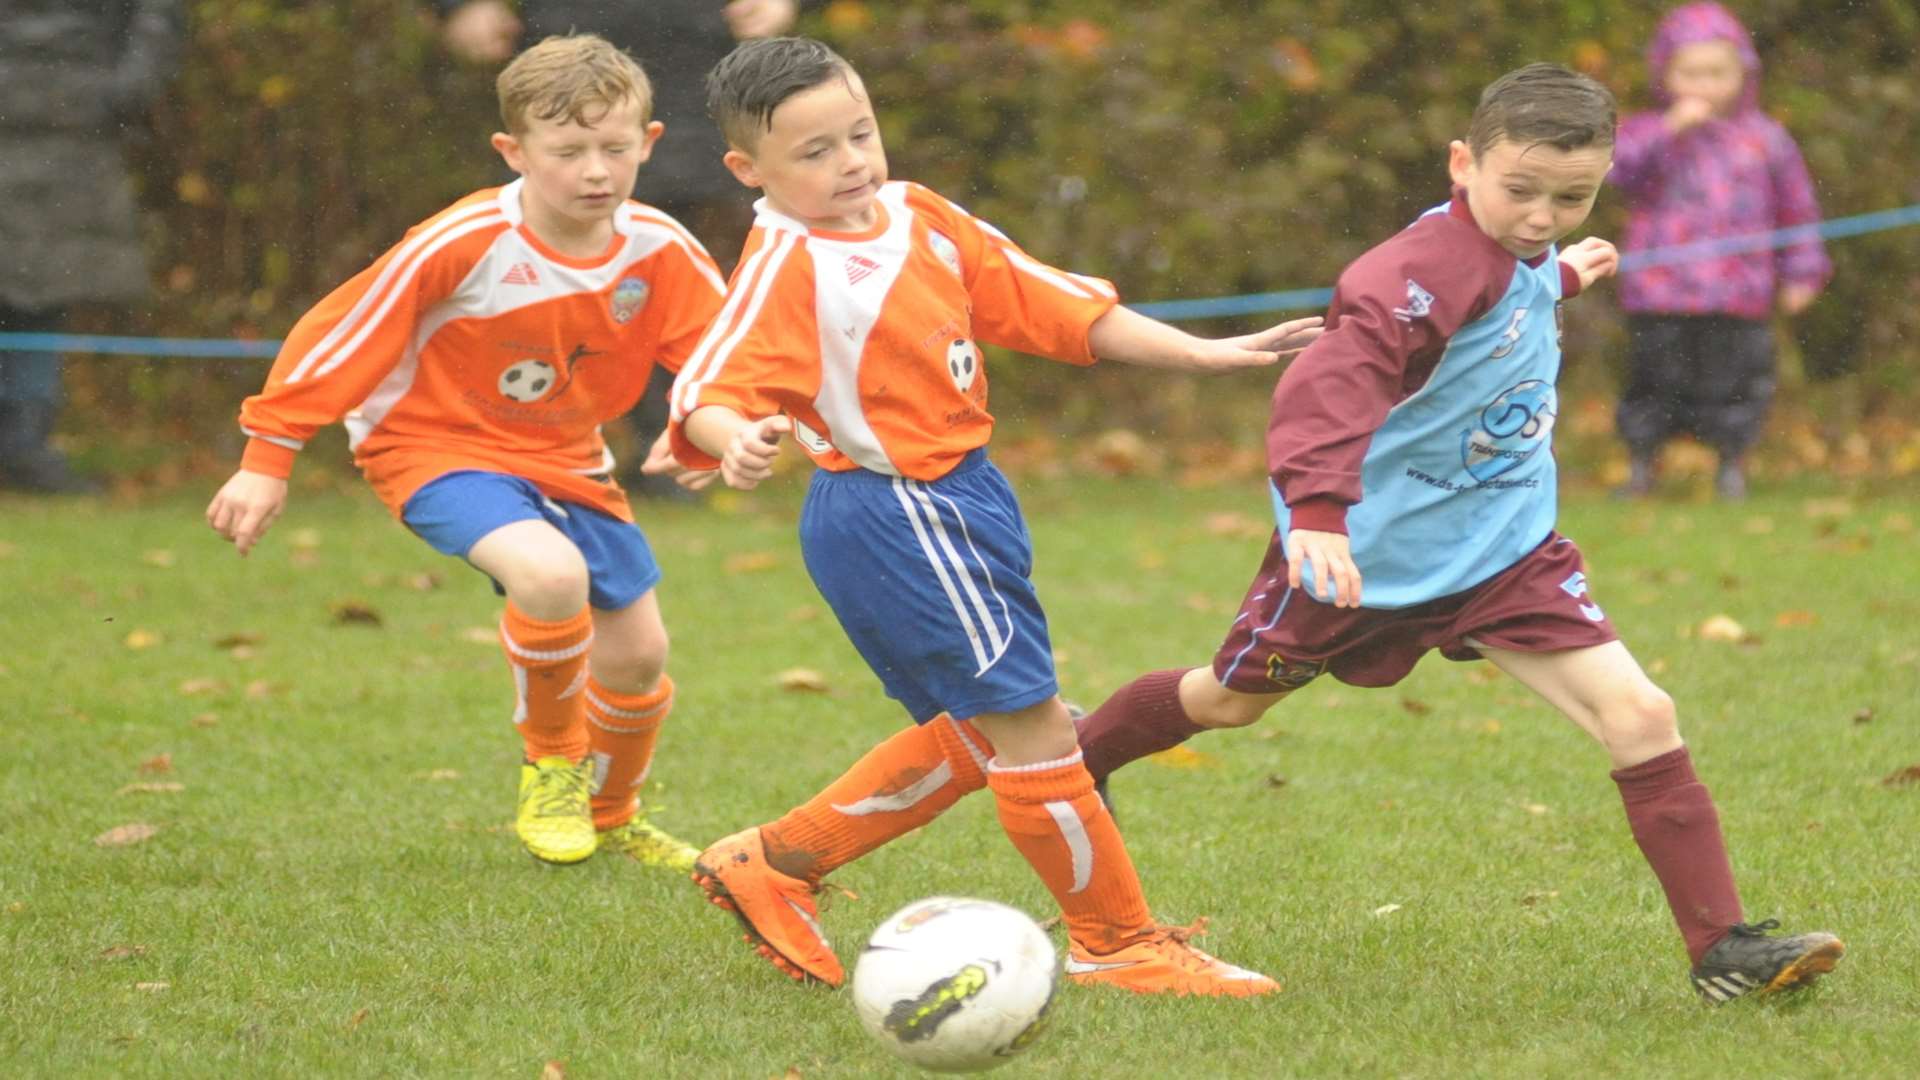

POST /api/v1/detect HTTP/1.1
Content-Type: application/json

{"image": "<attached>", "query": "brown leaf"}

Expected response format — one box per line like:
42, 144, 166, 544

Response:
345, 1007, 370, 1031
723, 551, 779, 574
775, 668, 830, 693
117, 782, 184, 795
329, 600, 383, 626
1398, 697, 1432, 716
1773, 610, 1819, 628
1852, 707, 1875, 725
178, 677, 227, 696
134, 982, 170, 992
244, 680, 278, 700
213, 632, 263, 650
95, 824, 161, 847
100, 944, 149, 961
1881, 765, 1920, 788
404, 572, 443, 592
541, 1062, 567, 1080
124, 629, 163, 650
190, 713, 220, 728
140, 549, 177, 568
1146, 745, 1219, 769
1520, 890, 1560, 907
1265, 774, 1290, 789
138, 753, 173, 775
774, 1070, 803, 1080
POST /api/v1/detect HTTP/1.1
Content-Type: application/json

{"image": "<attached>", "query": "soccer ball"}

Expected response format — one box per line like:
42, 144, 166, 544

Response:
851, 897, 1058, 1073
497, 359, 556, 403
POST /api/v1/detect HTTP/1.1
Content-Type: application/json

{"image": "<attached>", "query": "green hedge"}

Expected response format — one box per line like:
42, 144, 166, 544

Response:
77, 0, 1920, 472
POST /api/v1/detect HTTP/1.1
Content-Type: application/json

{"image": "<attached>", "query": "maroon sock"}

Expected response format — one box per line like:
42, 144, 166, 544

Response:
1076, 668, 1206, 781
1611, 747, 1744, 964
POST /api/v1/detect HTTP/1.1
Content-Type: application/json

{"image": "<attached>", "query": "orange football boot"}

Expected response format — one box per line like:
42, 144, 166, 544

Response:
1065, 919, 1278, 997
693, 827, 845, 987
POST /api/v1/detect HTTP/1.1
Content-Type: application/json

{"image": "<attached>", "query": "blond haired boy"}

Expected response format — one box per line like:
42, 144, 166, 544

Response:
208, 34, 725, 868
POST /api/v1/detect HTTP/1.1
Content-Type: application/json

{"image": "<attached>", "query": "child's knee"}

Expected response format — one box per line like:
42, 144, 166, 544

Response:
593, 629, 669, 692
1597, 683, 1678, 747
499, 554, 591, 613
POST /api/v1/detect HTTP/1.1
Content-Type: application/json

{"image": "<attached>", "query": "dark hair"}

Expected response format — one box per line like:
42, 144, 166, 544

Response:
1467, 62, 1616, 158
707, 37, 858, 150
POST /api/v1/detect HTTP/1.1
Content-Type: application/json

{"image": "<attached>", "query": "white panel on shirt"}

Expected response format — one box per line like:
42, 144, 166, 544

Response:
805, 183, 917, 476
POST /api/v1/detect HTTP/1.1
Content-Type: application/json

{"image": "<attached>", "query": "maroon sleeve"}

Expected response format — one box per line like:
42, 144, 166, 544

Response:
1266, 214, 1513, 534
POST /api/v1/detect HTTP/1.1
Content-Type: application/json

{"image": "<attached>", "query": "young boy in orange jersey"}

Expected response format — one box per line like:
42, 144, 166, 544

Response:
657, 37, 1322, 996
1072, 64, 1842, 1003
207, 35, 725, 870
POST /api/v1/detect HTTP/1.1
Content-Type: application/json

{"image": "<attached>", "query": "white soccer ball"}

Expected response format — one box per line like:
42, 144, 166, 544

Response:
497, 359, 556, 403
851, 897, 1058, 1073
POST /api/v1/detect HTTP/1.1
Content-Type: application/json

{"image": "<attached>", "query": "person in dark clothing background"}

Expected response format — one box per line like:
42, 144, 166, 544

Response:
0, 0, 183, 494
437, 0, 801, 497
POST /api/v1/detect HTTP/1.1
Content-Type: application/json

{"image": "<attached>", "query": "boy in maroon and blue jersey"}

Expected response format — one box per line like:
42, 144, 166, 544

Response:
1074, 63, 1842, 1004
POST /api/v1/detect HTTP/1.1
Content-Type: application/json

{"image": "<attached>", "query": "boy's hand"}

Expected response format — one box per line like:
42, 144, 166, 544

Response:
1186, 315, 1325, 373
1285, 528, 1362, 608
721, 415, 792, 490
1778, 282, 1819, 316
206, 469, 289, 557
1664, 96, 1715, 134
639, 431, 719, 491
1558, 237, 1619, 291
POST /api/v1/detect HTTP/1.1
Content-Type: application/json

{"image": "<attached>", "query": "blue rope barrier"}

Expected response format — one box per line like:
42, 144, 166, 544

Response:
6, 202, 1917, 359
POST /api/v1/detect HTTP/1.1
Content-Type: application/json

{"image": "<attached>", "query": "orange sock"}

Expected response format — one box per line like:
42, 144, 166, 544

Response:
498, 602, 593, 763
988, 750, 1154, 955
761, 715, 992, 885
585, 674, 673, 830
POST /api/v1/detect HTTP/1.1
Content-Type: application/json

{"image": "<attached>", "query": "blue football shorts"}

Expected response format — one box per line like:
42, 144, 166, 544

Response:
401, 470, 661, 611
800, 448, 1058, 724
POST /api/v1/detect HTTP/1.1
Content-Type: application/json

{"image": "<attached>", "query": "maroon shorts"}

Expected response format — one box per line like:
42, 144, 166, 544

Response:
1211, 531, 1619, 692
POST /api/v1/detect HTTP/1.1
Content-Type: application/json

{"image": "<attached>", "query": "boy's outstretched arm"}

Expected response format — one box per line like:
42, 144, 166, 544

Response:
207, 470, 289, 557
1558, 236, 1619, 291
1087, 306, 1324, 372
680, 405, 792, 491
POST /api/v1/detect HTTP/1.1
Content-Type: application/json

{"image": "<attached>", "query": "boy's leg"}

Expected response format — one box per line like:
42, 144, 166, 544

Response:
468, 519, 598, 864
694, 714, 994, 986
1477, 640, 1841, 998
583, 591, 700, 869
975, 696, 1277, 997
1076, 667, 1290, 782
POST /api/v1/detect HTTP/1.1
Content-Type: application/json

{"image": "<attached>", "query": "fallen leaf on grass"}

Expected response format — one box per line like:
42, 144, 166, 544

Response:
1774, 610, 1819, 628
117, 782, 184, 795
138, 753, 172, 774
785, 605, 820, 622
1202, 511, 1269, 540
213, 632, 263, 651
774, 1069, 803, 1080
1853, 708, 1874, 725
191, 713, 220, 728
124, 629, 163, 650
1696, 614, 1752, 643
1524, 803, 1550, 815
775, 668, 830, 692
1520, 890, 1560, 907
723, 551, 779, 574
541, 1061, 567, 1080
1741, 516, 1775, 535
1265, 774, 1290, 789
178, 677, 227, 696
1481, 719, 1503, 735
1146, 744, 1219, 769
423, 769, 461, 782
404, 572, 443, 592
1398, 697, 1432, 716
329, 600, 383, 626
95, 824, 160, 847
461, 626, 499, 645
345, 1007, 370, 1031
141, 549, 177, 568
1881, 765, 1920, 788
100, 945, 149, 961
244, 680, 279, 700
135, 982, 170, 992
1372, 903, 1402, 918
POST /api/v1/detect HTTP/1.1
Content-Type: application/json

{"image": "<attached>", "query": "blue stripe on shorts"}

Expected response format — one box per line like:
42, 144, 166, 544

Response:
401, 470, 661, 611
800, 449, 1057, 724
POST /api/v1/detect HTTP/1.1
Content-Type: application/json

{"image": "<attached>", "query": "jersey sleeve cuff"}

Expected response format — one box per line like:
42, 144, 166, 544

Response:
240, 437, 298, 479
1559, 261, 1583, 299
666, 424, 723, 473
1286, 495, 1349, 535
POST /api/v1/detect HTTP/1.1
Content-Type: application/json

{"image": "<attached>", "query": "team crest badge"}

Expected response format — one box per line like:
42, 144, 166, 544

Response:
610, 276, 650, 324
926, 230, 962, 277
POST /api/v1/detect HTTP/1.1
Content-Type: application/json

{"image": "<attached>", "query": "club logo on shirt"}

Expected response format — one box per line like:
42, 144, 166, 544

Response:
610, 276, 650, 324
946, 339, 980, 393
1460, 378, 1557, 483
927, 230, 962, 277
1393, 278, 1434, 322
845, 254, 883, 285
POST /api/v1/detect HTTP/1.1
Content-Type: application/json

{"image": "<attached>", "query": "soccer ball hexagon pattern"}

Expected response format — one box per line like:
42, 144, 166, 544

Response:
946, 338, 979, 393
851, 897, 1058, 1073
497, 359, 557, 403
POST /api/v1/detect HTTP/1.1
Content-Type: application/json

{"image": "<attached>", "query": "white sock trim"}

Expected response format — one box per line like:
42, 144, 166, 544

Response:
986, 749, 1086, 774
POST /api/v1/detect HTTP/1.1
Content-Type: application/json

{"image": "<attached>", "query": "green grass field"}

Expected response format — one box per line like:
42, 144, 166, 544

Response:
4, 467, 1917, 1077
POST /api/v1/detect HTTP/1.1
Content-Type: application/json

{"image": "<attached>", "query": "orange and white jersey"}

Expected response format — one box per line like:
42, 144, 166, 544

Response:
237, 181, 726, 521
668, 181, 1118, 480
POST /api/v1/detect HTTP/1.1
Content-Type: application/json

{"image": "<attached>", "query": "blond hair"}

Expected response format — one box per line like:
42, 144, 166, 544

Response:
497, 34, 653, 134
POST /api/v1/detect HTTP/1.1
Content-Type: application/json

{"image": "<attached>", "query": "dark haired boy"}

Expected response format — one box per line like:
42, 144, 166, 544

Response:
1072, 63, 1842, 1003
659, 36, 1323, 995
